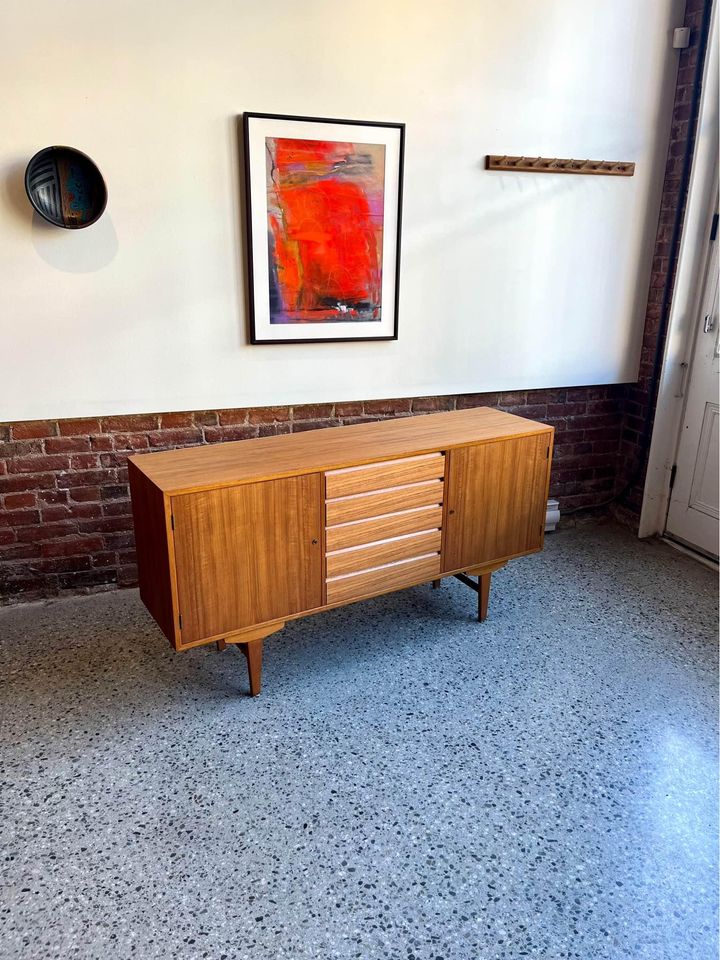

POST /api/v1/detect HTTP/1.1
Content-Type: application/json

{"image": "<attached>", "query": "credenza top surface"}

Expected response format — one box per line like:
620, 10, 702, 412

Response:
129, 407, 553, 495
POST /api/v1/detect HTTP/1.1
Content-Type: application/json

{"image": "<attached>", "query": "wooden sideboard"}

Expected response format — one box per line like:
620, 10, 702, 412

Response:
129, 408, 553, 695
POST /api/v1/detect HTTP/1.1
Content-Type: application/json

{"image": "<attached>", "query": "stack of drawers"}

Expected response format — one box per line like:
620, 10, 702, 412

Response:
324, 453, 446, 604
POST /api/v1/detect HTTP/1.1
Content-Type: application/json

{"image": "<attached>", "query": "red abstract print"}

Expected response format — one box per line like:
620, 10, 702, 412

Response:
265, 137, 385, 324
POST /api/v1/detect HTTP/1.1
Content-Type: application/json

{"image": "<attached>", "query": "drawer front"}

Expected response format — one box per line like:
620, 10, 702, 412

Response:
326, 504, 443, 552
327, 528, 442, 578
326, 478, 444, 525
326, 554, 441, 605
325, 453, 444, 498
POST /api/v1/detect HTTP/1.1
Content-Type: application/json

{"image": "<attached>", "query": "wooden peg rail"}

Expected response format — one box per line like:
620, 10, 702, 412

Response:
486, 155, 635, 177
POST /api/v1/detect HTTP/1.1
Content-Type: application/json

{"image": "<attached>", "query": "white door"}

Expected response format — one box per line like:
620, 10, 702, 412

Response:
665, 240, 719, 559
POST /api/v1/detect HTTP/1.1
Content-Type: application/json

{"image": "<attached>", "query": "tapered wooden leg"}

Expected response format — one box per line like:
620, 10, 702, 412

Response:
432, 579, 441, 589
216, 638, 227, 651
240, 638, 263, 697
478, 572, 491, 622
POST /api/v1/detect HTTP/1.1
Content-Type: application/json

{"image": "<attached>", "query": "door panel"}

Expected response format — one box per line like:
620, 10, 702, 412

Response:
666, 245, 719, 558
172, 474, 322, 644
442, 435, 550, 572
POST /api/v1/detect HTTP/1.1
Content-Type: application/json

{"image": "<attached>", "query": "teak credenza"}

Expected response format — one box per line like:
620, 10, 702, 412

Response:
129, 408, 553, 696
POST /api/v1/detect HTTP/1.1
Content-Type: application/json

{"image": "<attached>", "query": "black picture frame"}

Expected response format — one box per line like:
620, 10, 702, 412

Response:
243, 112, 405, 345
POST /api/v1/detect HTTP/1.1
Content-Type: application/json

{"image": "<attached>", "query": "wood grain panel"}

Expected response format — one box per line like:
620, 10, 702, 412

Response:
129, 408, 553, 495
326, 528, 441, 578
326, 479, 444, 525
171, 474, 322, 644
442, 434, 551, 572
326, 554, 441, 605
128, 461, 178, 648
325, 504, 443, 551
325, 453, 444, 498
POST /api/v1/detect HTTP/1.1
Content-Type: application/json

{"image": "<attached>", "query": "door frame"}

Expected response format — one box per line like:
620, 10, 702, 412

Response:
639, 8, 718, 540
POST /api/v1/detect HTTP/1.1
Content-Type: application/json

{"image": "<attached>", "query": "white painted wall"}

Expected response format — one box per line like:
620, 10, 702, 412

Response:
0, 0, 684, 421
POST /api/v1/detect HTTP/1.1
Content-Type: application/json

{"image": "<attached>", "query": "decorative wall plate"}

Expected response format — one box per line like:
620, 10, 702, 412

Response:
25, 146, 107, 228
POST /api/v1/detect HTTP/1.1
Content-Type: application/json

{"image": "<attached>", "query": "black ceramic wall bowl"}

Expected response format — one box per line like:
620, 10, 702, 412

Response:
25, 146, 107, 228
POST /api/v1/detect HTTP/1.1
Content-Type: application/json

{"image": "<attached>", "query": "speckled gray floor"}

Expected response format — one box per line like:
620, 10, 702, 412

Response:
0, 522, 717, 960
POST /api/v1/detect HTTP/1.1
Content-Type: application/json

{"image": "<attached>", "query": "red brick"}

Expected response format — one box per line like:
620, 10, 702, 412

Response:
102, 500, 132, 517
9, 455, 70, 474
411, 396, 455, 412
0, 543, 40, 561
111, 434, 149, 452
292, 419, 341, 433
68, 486, 102, 502
102, 532, 135, 550
503, 404, 547, 419
58, 418, 102, 436
203, 425, 258, 443
218, 408, 250, 426
334, 402, 364, 417
0, 529, 16, 545
292, 403, 335, 420
362, 399, 411, 416
40, 535, 104, 558
17, 521, 77, 542
498, 392, 527, 406
0, 440, 44, 459
0, 473, 56, 494
45, 436, 91, 454
258, 423, 292, 437
78, 516, 132, 534
69, 454, 100, 470
90, 435, 114, 452
193, 411, 219, 427
247, 406, 291, 424
11, 421, 57, 440
101, 414, 159, 433
0, 509, 41, 526
101, 484, 129, 500
3, 493, 36, 509
147, 429, 203, 448
40, 505, 72, 522
456, 393, 500, 409
160, 412, 195, 428
99, 453, 126, 469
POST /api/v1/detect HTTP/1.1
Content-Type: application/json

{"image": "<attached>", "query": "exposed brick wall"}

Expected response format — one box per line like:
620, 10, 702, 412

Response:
0, 386, 626, 603
614, 0, 712, 519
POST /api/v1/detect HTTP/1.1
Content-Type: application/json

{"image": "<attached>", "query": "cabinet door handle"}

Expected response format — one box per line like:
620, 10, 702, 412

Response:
448, 509, 455, 516
312, 538, 319, 545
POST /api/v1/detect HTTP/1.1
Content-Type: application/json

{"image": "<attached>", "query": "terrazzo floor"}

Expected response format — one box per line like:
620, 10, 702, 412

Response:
0, 521, 717, 960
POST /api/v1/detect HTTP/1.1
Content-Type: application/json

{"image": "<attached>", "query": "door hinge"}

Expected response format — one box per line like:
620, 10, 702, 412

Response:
170, 513, 175, 530
669, 463, 677, 492
711, 211, 719, 244
546, 445, 550, 458
178, 613, 183, 630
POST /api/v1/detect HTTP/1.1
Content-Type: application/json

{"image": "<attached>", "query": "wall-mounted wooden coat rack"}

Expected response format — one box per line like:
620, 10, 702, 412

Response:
486, 155, 635, 177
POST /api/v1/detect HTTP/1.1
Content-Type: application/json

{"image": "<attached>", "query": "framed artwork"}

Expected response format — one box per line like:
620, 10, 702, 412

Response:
243, 112, 405, 344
